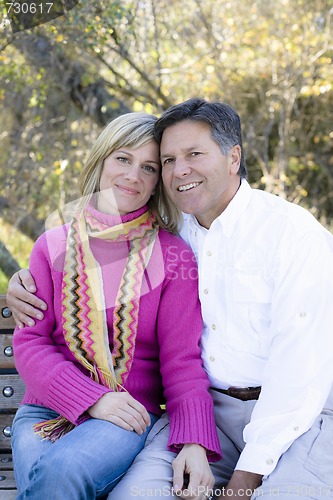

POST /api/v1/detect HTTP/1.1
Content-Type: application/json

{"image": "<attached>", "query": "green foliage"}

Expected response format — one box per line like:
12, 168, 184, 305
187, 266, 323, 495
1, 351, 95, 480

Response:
0, 219, 34, 292
0, 0, 332, 280
0, 271, 8, 294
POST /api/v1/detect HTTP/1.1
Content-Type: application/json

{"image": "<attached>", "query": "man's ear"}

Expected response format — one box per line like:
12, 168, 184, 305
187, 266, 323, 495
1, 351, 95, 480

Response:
229, 145, 241, 174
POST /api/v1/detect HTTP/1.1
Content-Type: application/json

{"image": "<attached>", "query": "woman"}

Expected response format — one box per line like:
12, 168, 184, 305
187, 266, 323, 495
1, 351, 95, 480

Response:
10, 112, 221, 499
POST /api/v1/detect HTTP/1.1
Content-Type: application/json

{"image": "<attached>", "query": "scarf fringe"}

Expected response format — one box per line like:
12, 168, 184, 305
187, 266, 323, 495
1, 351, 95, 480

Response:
33, 417, 75, 442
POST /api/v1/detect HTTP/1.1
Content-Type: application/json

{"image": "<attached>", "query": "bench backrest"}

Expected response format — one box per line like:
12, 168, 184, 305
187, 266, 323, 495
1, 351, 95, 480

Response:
0, 295, 25, 452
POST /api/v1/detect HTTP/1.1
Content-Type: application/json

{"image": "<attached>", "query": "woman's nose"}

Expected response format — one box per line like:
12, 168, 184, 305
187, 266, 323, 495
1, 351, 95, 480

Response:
124, 166, 140, 181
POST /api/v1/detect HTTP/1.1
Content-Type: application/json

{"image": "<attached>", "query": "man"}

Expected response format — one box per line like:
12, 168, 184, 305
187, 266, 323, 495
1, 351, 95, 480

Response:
7, 98, 333, 499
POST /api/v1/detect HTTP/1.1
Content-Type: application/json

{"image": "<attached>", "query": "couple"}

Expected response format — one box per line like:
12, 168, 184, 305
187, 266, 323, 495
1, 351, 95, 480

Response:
7, 98, 333, 500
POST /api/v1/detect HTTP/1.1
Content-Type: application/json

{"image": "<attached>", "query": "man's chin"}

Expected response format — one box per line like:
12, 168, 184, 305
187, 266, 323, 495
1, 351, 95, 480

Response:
175, 201, 199, 216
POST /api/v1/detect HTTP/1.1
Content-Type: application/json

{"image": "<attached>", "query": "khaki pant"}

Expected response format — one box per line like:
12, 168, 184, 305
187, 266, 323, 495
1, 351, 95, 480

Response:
108, 388, 333, 499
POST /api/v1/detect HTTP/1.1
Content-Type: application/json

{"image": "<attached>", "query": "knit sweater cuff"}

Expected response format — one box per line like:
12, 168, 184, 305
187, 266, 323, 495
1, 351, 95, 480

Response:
167, 398, 221, 461
45, 365, 110, 424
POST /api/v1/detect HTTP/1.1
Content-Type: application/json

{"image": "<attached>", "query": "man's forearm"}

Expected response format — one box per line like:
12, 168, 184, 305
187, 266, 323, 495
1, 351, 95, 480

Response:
216, 470, 263, 499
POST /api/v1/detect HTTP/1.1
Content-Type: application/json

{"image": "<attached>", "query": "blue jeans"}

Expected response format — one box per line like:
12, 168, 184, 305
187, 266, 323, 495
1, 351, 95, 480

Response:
12, 404, 159, 499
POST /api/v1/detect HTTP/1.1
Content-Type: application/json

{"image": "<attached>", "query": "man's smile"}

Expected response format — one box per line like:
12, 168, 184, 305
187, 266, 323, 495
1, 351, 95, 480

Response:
177, 181, 202, 192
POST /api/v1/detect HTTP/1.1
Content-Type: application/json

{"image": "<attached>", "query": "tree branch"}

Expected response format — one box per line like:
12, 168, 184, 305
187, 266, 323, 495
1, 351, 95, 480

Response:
11, 32, 130, 126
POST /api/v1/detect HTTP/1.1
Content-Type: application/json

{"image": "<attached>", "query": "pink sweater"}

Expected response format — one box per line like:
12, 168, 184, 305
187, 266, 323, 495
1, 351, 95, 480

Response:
13, 206, 221, 460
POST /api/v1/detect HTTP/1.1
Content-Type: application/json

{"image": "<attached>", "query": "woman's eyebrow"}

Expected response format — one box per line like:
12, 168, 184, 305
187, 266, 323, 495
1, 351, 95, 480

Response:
117, 150, 160, 165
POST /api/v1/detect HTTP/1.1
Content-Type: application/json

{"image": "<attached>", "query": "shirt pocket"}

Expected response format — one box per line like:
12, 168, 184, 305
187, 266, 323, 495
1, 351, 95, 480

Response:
231, 271, 272, 356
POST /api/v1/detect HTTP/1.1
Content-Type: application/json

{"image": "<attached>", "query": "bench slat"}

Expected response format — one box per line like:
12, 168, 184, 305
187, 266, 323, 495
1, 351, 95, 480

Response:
0, 332, 16, 370
0, 297, 15, 330
0, 454, 14, 471
0, 413, 15, 451
0, 468, 16, 491
0, 375, 25, 409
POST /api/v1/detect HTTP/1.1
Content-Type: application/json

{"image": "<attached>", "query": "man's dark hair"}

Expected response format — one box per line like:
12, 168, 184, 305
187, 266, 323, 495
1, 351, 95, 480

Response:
154, 98, 247, 178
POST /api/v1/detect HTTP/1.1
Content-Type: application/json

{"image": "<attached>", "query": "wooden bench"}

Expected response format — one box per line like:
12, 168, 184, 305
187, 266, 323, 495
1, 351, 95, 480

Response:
0, 294, 23, 498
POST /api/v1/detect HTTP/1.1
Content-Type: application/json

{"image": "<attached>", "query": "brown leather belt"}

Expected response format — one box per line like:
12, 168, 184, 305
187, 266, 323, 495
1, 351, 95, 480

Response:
212, 386, 261, 401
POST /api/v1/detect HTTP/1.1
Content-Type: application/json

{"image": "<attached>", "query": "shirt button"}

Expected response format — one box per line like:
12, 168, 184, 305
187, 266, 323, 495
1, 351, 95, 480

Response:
294, 426, 299, 431
207, 250, 212, 256
204, 288, 209, 294
212, 324, 216, 330
266, 458, 273, 465
299, 312, 307, 318
209, 355, 215, 362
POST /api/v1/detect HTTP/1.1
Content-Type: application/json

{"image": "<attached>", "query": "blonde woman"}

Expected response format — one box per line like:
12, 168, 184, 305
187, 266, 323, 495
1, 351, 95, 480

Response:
10, 113, 220, 499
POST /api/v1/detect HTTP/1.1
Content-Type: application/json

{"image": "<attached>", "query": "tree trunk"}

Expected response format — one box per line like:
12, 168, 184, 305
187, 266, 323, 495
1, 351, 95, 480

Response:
0, 242, 20, 279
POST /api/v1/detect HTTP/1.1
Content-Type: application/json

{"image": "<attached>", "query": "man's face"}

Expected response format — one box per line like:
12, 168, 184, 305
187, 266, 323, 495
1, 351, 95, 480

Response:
160, 120, 241, 228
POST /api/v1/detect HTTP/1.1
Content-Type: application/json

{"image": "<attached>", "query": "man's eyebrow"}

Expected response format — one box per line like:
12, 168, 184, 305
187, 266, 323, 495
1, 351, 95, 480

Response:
160, 146, 200, 159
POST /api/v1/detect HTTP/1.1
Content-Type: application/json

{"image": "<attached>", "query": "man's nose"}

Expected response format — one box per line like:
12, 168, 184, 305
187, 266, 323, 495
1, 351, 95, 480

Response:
173, 158, 191, 177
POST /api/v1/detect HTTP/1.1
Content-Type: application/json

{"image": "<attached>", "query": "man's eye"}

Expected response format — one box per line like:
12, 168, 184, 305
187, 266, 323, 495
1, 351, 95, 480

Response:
163, 158, 174, 165
190, 152, 201, 157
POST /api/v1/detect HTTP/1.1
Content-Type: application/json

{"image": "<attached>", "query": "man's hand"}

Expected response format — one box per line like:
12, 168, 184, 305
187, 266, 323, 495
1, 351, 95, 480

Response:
87, 392, 151, 435
6, 269, 47, 328
217, 470, 263, 499
172, 443, 215, 499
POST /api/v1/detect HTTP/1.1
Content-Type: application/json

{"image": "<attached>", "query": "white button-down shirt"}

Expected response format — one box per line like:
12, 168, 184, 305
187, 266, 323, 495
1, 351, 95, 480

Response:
180, 179, 333, 475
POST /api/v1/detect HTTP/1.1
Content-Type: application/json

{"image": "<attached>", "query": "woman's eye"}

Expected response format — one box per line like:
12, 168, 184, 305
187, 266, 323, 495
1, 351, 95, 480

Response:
143, 165, 157, 173
117, 156, 129, 163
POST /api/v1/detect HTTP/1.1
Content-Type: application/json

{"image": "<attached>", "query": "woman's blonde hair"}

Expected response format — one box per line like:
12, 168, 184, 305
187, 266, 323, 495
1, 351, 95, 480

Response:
78, 112, 181, 233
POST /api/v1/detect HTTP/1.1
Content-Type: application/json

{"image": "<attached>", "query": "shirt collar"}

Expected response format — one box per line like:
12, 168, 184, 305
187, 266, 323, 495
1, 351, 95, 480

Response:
182, 178, 252, 238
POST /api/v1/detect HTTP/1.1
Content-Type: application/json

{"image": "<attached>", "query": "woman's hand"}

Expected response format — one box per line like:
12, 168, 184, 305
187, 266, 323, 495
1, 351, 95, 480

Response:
87, 392, 151, 435
6, 269, 47, 328
172, 443, 215, 499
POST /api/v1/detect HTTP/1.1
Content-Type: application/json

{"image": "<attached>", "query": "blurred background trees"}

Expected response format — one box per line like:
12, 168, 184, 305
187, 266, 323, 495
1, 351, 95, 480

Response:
0, 0, 332, 290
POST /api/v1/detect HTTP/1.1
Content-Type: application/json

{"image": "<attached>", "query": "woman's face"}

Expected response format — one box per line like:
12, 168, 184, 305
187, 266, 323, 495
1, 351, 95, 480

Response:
98, 141, 160, 215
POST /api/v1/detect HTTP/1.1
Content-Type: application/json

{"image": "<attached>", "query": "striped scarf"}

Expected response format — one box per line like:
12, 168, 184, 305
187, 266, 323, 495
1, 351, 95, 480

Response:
34, 206, 158, 441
